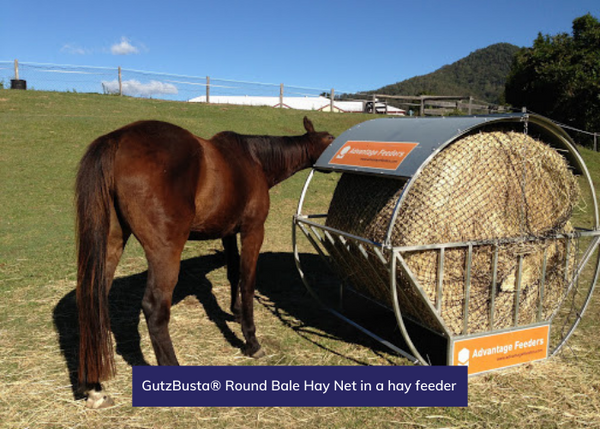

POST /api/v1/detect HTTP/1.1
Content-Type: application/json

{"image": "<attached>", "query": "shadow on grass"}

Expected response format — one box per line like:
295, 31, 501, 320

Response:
52, 251, 401, 399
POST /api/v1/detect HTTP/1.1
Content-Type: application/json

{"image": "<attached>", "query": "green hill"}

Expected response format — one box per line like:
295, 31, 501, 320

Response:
370, 43, 520, 104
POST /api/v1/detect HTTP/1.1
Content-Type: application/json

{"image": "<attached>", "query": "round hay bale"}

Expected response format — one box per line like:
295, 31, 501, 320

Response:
325, 130, 580, 335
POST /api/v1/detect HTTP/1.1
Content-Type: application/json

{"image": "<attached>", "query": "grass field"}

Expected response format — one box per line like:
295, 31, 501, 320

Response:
1, 89, 599, 428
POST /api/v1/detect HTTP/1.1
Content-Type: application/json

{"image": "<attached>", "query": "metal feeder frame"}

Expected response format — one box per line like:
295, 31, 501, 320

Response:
292, 113, 600, 370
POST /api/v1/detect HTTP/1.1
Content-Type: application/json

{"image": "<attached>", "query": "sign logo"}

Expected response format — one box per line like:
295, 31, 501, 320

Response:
451, 325, 550, 375
329, 141, 418, 171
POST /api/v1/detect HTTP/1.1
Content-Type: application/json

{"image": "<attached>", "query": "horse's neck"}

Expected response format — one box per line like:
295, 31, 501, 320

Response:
243, 135, 312, 187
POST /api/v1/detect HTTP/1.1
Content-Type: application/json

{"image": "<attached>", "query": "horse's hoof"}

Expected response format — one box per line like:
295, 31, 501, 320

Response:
250, 347, 266, 359
85, 390, 115, 409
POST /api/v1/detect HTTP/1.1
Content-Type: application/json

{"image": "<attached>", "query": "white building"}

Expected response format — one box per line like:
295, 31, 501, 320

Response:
188, 95, 405, 115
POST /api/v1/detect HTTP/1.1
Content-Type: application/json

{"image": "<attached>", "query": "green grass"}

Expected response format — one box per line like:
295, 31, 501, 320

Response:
1, 89, 599, 428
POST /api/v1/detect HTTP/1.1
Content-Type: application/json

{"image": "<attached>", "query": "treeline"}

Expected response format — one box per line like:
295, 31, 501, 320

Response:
357, 43, 520, 104
506, 13, 600, 140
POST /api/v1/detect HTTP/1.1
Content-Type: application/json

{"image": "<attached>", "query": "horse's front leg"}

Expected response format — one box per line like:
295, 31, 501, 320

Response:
222, 235, 241, 321
238, 226, 266, 358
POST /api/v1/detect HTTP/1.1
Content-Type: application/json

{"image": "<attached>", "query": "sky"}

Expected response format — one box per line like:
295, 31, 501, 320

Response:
2, 0, 599, 94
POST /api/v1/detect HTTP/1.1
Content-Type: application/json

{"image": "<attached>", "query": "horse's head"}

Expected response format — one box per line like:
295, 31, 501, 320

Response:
303, 117, 335, 163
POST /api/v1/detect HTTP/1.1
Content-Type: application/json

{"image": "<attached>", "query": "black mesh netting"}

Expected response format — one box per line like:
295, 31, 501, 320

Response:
326, 130, 580, 335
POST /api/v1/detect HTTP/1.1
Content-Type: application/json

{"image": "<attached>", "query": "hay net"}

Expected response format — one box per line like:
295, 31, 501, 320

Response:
325, 129, 581, 336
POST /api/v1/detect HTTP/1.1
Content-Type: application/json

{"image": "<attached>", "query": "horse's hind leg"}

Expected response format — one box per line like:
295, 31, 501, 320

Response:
222, 235, 241, 321
141, 243, 186, 366
239, 226, 266, 358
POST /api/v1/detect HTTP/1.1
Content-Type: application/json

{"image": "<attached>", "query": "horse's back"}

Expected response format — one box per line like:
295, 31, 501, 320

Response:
108, 120, 269, 241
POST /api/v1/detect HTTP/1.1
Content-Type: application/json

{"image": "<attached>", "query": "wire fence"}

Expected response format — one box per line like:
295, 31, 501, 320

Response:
2, 60, 598, 149
0, 60, 330, 102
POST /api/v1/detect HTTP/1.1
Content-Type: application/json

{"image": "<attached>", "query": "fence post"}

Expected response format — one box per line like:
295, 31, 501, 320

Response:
14, 59, 19, 80
330, 88, 335, 112
206, 76, 210, 104
468, 96, 473, 115
280, 83, 284, 108
118, 67, 122, 96
594, 133, 598, 152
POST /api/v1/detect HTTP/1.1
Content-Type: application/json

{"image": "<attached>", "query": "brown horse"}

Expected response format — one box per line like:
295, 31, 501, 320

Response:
75, 117, 334, 408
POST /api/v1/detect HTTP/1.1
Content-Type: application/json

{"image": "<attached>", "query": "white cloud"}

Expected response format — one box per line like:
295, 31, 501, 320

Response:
102, 79, 178, 97
110, 37, 140, 55
61, 43, 90, 55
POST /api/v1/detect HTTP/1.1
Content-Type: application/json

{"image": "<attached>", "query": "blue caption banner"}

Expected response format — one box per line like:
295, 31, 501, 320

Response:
133, 366, 468, 407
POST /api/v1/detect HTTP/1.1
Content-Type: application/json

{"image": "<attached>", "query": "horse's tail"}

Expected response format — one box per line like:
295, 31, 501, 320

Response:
75, 134, 119, 386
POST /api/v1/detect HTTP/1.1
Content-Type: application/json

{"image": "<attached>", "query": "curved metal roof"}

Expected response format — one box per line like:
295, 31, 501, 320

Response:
315, 113, 584, 178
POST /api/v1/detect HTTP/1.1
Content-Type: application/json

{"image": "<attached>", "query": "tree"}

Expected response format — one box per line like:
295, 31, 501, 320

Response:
505, 14, 600, 139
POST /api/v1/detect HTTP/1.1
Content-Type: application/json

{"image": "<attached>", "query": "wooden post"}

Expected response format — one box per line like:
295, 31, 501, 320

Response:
468, 96, 473, 115
279, 83, 284, 108
594, 133, 598, 152
330, 88, 335, 112
118, 66, 122, 96
206, 76, 210, 104
14, 59, 19, 80
420, 96, 425, 116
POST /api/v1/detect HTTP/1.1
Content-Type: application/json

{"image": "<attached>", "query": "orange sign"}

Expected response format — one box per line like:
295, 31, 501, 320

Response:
451, 325, 550, 376
329, 141, 418, 171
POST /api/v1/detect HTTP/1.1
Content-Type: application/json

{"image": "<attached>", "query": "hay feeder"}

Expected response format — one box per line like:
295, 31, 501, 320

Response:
292, 113, 600, 375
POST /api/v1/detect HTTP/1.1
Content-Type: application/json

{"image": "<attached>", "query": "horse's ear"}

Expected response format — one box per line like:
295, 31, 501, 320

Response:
303, 117, 315, 133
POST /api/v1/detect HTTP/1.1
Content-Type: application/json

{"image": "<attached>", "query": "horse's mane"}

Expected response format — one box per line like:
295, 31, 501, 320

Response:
214, 132, 313, 186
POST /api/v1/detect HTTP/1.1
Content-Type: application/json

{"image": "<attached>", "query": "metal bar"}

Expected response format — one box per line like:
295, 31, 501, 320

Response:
383, 180, 409, 246
514, 255, 524, 326
352, 242, 391, 303
320, 230, 355, 309
302, 213, 328, 219
390, 231, 599, 253
564, 238, 571, 286
490, 245, 499, 330
454, 321, 551, 341
538, 248, 548, 322
297, 216, 386, 249
372, 247, 388, 265
297, 223, 329, 261
326, 307, 420, 364
390, 251, 429, 365
295, 169, 315, 217
436, 248, 444, 313
296, 223, 348, 295
462, 245, 473, 335
308, 225, 324, 243
394, 252, 451, 335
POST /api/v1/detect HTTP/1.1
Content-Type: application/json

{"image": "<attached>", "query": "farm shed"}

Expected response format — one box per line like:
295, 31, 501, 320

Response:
293, 113, 600, 375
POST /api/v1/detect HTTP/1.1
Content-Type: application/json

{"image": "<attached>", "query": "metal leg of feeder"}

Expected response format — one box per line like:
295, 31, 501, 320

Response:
389, 250, 429, 365
550, 234, 600, 321
551, 237, 600, 356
